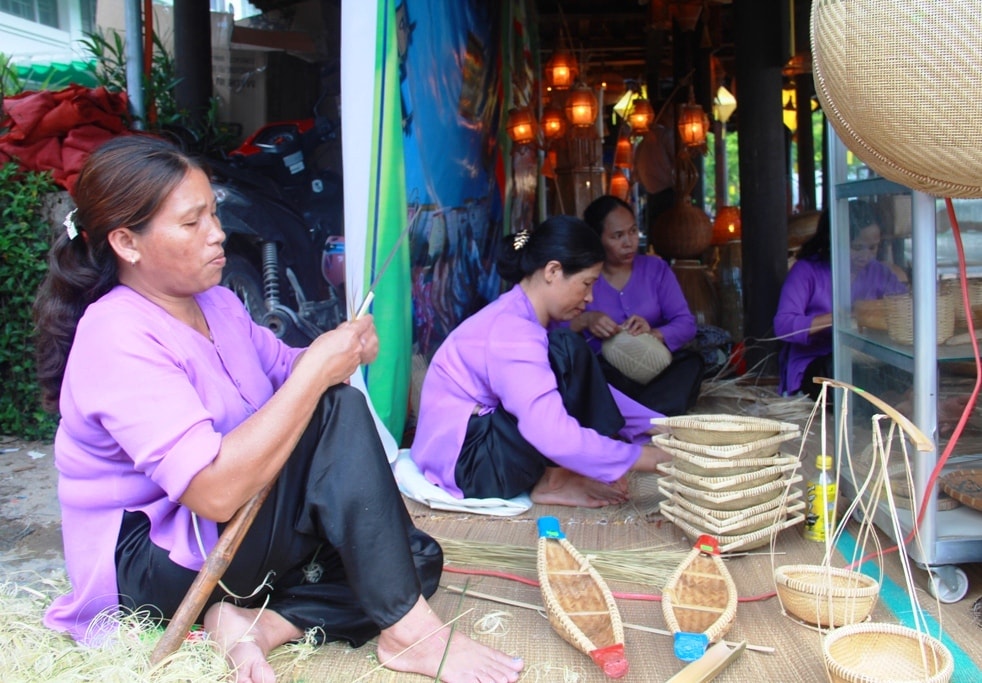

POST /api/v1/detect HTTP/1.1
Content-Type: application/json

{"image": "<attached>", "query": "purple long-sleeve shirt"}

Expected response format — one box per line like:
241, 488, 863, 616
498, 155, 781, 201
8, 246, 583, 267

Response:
773, 258, 908, 394
583, 255, 697, 353
44, 285, 303, 643
410, 285, 659, 498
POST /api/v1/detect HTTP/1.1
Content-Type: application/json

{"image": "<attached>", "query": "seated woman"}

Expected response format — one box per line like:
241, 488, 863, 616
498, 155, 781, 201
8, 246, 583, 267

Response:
570, 195, 703, 416
34, 136, 523, 683
774, 200, 908, 399
410, 215, 671, 509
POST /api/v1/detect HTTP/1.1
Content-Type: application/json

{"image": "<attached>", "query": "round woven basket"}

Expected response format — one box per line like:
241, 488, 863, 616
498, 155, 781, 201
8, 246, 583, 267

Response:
813, 2, 982, 198
774, 565, 879, 628
671, 451, 798, 478
883, 291, 955, 345
823, 622, 953, 683
941, 279, 982, 324
601, 332, 671, 385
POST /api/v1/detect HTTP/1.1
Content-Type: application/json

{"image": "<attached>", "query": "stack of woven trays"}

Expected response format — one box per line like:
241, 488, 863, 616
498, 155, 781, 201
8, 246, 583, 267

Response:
654, 414, 805, 553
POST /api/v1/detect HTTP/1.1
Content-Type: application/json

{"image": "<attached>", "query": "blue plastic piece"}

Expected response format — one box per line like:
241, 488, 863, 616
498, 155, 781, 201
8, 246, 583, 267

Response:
673, 631, 709, 661
537, 516, 564, 539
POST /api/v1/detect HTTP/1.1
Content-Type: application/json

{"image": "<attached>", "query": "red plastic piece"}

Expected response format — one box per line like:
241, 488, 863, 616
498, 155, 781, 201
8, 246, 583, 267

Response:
590, 643, 629, 679
694, 534, 721, 556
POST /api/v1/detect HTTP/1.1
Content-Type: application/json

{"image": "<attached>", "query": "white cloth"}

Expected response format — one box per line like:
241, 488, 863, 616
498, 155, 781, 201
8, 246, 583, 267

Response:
392, 449, 532, 516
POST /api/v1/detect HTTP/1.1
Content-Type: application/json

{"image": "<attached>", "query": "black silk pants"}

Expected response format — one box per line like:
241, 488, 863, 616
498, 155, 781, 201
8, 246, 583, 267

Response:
115, 385, 441, 647
453, 328, 627, 499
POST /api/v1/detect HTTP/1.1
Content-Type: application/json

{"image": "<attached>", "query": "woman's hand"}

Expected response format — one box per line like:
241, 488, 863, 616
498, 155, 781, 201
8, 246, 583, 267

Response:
622, 315, 651, 336
574, 311, 621, 339
300, 315, 379, 390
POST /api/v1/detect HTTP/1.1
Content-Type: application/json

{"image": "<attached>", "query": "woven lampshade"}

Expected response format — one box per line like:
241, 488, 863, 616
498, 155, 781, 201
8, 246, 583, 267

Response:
812, 1, 982, 197
601, 332, 672, 384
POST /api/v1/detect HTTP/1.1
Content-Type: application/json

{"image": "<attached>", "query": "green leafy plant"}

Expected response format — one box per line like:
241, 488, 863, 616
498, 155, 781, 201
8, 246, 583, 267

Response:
0, 163, 59, 440
80, 28, 237, 153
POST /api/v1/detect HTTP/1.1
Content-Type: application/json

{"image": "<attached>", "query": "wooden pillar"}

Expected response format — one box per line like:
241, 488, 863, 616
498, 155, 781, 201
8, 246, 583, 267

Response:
793, 0, 816, 212
174, 0, 212, 129
734, 0, 789, 372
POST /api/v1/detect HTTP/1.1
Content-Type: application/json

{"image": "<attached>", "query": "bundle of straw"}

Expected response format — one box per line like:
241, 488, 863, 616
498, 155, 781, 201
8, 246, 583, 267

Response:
436, 536, 688, 589
0, 578, 316, 682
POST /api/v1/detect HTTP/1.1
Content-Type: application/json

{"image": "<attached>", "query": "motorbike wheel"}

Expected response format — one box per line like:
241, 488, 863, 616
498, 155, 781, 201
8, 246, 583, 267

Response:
221, 254, 266, 324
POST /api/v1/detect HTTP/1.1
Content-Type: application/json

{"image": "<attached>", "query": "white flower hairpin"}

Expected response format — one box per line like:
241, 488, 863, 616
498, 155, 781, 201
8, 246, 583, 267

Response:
513, 229, 530, 250
63, 209, 79, 240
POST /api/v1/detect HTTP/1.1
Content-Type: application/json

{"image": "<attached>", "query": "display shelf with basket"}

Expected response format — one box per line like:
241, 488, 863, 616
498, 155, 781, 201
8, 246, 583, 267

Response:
828, 132, 982, 604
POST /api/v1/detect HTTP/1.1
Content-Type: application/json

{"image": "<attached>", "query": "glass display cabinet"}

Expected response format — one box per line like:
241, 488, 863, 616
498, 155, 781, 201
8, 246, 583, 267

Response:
828, 132, 982, 603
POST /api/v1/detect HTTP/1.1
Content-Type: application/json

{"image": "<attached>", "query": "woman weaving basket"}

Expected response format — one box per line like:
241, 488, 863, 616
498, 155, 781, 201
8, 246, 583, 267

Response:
410, 215, 671, 509
569, 195, 703, 416
34, 136, 524, 683
774, 200, 908, 398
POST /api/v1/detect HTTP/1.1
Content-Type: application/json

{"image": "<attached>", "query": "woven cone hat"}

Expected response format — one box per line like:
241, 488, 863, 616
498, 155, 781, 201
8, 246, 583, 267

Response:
601, 332, 672, 384
812, 1, 982, 198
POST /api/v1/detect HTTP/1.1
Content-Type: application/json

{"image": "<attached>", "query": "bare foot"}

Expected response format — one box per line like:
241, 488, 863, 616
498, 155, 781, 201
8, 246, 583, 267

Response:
376, 596, 523, 683
203, 602, 303, 683
530, 467, 629, 508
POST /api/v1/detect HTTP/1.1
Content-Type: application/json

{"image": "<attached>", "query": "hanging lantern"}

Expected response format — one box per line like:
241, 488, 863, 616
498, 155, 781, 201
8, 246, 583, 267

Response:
613, 137, 633, 168
782, 88, 798, 132
610, 171, 630, 200
565, 84, 599, 128
712, 85, 737, 124
627, 97, 655, 133
712, 205, 742, 244
541, 104, 567, 141
677, 101, 710, 148
545, 50, 578, 91
506, 107, 538, 146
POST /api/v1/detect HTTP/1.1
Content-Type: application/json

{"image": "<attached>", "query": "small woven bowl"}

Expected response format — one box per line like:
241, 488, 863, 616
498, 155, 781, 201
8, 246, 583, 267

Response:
823, 622, 953, 683
670, 452, 798, 478
601, 332, 672, 385
652, 414, 800, 445
774, 564, 879, 628
658, 461, 796, 492
652, 432, 799, 461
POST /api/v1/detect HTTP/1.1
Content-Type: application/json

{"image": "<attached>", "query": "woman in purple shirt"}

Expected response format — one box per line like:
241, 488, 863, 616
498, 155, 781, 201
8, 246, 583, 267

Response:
33, 137, 522, 683
774, 201, 908, 398
411, 216, 671, 509
573, 195, 703, 416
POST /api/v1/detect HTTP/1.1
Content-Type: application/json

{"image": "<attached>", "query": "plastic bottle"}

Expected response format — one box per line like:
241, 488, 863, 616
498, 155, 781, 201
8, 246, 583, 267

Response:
804, 455, 837, 542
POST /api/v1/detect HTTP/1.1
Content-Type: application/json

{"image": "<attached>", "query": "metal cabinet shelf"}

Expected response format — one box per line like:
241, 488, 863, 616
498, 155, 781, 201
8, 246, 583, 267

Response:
828, 132, 982, 603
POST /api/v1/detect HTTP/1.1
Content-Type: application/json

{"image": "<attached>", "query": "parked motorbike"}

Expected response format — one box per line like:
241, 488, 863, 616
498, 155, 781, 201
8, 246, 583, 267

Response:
196, 113, 346, 347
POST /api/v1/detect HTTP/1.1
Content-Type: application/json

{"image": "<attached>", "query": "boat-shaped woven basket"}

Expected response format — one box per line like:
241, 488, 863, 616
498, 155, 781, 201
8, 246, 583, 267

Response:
658, 461, 798, 492
652, 414, 800, 445
774, 564, 879, 628
652, 432, 798, 461
659, 474, 803, 512
823, 622, 953, 683
536, 517, 628, 679
661, 536, 738, 660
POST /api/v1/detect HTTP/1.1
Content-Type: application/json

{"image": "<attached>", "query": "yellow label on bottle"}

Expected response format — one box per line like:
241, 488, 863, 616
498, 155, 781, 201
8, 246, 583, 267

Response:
804, 482, 837, 542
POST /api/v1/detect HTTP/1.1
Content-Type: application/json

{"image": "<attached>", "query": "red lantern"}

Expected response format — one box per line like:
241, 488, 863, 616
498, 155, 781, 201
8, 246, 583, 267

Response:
712, 206, 742, 244
506, 107, 538, 146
